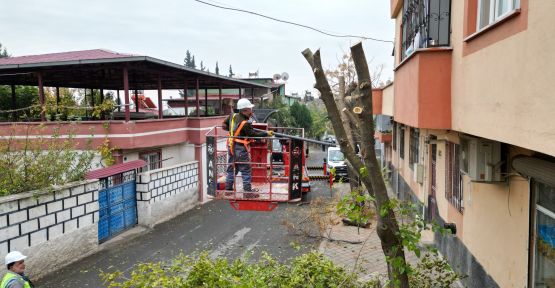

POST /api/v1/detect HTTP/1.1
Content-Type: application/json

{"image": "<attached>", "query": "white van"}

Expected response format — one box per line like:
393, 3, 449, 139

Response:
326, 146, 348, 180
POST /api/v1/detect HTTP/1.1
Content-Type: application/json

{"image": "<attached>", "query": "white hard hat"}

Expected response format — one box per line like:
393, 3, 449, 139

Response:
237, 98, 254, 110
5, 251, 27, 265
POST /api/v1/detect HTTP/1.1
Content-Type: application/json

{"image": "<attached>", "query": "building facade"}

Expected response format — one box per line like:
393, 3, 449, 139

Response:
381, 1, 555, 287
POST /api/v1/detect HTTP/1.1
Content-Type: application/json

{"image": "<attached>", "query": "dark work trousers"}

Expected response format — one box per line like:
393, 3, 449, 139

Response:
225, 145, 252, 191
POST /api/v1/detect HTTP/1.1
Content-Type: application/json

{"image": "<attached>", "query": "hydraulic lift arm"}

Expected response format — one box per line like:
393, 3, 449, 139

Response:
253, 128, 338, 147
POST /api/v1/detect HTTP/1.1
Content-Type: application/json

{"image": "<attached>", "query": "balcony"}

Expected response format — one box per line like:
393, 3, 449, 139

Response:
375, 131, 393, 143
394, 48, 452, 129
394, 0, 452, 129
0, 116, 227, 150
401, 0, 451, 61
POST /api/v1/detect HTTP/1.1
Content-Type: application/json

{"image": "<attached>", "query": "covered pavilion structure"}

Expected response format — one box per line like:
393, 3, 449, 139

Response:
0, 49, 270, 121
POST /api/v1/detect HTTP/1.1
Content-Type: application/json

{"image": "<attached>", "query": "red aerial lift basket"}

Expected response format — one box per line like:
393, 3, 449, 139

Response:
205, 124, 308, 211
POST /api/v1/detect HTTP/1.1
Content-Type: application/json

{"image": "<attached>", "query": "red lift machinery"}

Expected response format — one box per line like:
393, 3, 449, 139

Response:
206, 123, 318, 212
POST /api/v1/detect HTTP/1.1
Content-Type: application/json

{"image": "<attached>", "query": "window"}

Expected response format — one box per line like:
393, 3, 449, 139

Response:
477, 0, 520, 30
532, 181, 555, 286
400, 126, 405, 159
409, 128, 420, 166
140, 150, 162, 171
446, 142, 463, 212
401, 0, 452, 60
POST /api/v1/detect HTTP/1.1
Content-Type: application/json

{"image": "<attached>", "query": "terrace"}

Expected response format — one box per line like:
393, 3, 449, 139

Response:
0, 49, 270, 122
0, 49, 271, 149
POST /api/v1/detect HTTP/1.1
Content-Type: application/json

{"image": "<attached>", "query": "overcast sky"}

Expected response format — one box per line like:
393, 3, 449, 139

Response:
0, 0, 394, 96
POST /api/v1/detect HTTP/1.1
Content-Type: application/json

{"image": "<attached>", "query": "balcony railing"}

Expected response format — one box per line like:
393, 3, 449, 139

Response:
401, 0, 451, 60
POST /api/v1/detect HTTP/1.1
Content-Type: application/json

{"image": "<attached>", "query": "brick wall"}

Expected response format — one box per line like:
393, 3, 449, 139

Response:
0, 180, 99, 279
136, 161, 199, 227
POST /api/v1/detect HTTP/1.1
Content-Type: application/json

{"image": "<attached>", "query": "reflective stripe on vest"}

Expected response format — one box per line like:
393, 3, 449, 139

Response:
1, 273, 31, 288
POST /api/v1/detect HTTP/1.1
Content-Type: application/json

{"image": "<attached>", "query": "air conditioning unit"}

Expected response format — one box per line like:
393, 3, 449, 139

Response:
413, 163, 424, 184
460, 136, 503, 182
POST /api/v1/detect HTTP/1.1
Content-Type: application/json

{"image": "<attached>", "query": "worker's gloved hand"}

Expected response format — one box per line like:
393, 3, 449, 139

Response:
267, 131, 274, 137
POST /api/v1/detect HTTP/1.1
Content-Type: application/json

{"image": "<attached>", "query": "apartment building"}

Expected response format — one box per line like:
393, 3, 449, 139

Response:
381, 1, 555, 287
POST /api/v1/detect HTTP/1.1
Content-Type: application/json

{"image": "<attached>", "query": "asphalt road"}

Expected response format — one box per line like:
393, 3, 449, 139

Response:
36, 145, 332, 287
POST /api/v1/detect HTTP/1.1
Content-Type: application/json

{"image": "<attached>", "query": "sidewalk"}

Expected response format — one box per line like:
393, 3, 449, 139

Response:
318, 183, 420, 282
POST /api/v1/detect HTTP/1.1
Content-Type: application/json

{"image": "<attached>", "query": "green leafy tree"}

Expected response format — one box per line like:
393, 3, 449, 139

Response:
191, 56, 196, 69
0, 124, 94, 196
265, 94, 294, 127
215, 61, 220, 75
290, 101, 312, 132
0, 86, 39, 120
307, 102, 328, 139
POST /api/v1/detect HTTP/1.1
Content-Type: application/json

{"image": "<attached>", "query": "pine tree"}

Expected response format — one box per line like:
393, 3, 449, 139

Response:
0, 43, 9, 58
215, 62, 220, 75
228, 65, 234, 77
192, 56, 196, 69
200, 61, 205, 71
184, 50, 193, 68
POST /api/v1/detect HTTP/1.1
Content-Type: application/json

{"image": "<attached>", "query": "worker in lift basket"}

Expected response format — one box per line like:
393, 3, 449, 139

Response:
223, 99, 274, 198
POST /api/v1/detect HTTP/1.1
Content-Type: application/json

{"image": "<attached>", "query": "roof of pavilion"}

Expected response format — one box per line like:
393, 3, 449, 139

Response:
0, 49, 270, 90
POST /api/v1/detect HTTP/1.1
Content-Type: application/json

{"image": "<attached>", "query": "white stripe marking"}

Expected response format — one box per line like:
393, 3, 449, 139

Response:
210, 227, 251, 258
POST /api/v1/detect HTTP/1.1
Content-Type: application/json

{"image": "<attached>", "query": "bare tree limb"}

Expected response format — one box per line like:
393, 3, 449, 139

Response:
350, 42, 409, 287
303, 44, 409, 288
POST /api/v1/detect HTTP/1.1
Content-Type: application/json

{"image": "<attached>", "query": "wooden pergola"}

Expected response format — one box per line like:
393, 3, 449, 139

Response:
0, 49, 270, 121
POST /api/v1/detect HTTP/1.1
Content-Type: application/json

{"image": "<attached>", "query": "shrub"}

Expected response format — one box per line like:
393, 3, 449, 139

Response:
0, 124, 94, 196
102, 251, 375, 288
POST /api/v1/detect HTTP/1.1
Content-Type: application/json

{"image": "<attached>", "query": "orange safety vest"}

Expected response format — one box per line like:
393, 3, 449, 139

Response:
227, 114, 253, 155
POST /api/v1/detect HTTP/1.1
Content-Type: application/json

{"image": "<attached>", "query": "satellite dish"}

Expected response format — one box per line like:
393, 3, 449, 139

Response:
281, 72, 289, 81
273, 73, 282, 81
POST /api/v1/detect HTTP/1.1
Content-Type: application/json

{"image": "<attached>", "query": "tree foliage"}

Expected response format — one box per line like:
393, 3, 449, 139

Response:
215, 61, 220, 75
102, 251, 373, 288
184, 50, 194, 68
0, 42, 9, 58
306, 101, 328, 139
289, 102, 312, 132
265, 95, 294, 127
0, 124, 94, 196
229, 65, 234, 77
0, 86, 39, 120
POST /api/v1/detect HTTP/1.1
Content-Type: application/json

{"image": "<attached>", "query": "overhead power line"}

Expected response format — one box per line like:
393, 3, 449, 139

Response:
192, 0, 394, 44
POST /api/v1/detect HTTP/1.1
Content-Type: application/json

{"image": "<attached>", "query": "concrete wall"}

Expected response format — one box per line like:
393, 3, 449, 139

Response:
0, 180, 100, 279
381, 83, 394, 117
136, 161, 199, 227
391, 124, 428, 205
163, 143, 196, 166
391, 125, 532, 287
451, 0, 555, 156
121, 143, 196, 169
429, 137, 531, 288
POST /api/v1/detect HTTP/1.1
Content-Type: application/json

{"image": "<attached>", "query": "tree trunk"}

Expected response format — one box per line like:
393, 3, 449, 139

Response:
336, 76, 360, 190
302, 43, 409, 287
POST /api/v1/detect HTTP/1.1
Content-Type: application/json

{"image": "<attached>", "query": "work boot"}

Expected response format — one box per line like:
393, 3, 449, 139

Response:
224, 186, 234, 197
243, 187, 259, 199
244, 193, 259, 199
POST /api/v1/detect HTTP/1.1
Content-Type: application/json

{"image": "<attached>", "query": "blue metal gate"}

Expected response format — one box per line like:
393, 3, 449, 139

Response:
98, 170, 137, 243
